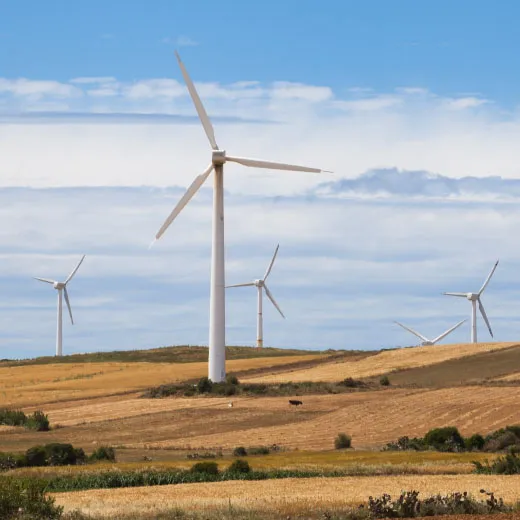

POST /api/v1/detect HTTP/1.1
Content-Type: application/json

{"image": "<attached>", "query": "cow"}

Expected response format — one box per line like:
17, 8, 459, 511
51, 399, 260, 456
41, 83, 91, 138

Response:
289, 399, 303, 406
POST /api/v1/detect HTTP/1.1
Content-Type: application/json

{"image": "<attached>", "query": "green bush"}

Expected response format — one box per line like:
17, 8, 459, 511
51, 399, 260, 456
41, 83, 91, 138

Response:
334, 432, 352, 449
0, 409, 27, 427
89, 446, 116, 463
232, 446, 247, 457
424, 427, 465, 452
382, 436, 426, 452
25, 446, 47, 467
0, 478, 63, 519
465, 433, 485, 451
45, 443, 80, 466
196, 377, 213, 394
226, 374, 239, 385
26, 410, 50, 432
227, 459, 251, 474
474, 452, 520, 474
190, 461, 219, 475
379, 375, 390, 386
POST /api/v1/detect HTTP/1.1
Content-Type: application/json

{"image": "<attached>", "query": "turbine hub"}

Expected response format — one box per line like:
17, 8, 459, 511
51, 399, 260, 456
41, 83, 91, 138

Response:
467, 293, 478, 301
212, 150, 226, 165
255, 279, 263, 287
54, 282, 65, 290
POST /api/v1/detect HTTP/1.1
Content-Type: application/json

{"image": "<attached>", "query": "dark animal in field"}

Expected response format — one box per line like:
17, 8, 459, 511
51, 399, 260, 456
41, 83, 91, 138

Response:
289, 399, 303, 406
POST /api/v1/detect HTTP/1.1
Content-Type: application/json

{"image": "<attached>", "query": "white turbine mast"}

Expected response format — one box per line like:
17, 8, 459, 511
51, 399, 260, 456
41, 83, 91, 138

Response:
151, 53, 329, 382
443, 259, 499, 344
227, 244, 285, 348
34, 255, 86, 356
394, 319, 466, 346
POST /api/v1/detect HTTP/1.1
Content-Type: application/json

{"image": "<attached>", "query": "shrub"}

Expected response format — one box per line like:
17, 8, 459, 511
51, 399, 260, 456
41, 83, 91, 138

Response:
424, 426, 465, 452
465, 433, 485, 451
0, 408, 27, 427
228, 459, 251, 474
340, 377, 360, 388
226, 374, 239, 385
484, 429, 520, 452
25, 446, 47, 467
383, 436, 425, 452
196, 377, 213, 394
334, 432, 352, 449
26, 410, 50, 431
0, 478, 63, 519
45, 443, 79, 466
474, 452, 520, 474
89, 446, 116, 463
233, 446, 247, 457
379, 375, 390, 386
190, 461, 219, 475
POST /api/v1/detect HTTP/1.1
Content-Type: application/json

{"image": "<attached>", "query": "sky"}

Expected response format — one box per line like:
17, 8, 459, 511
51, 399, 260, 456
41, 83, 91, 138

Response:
1, 1, 520, 357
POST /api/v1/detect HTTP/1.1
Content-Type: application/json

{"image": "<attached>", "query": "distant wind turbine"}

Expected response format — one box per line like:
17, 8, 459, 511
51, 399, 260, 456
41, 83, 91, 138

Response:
227, 244, 285, 348
151, 52, 329, 382
444, 260, 499, 343
394, 319, 466, 346
34, 255, 86, 356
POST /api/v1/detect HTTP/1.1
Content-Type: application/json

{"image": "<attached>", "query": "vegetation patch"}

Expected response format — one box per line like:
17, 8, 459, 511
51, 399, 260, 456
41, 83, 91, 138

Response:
0, 408, 50, 431
473, 451, 520, 474
144, 376, 371, 398
384, 424, 520, 453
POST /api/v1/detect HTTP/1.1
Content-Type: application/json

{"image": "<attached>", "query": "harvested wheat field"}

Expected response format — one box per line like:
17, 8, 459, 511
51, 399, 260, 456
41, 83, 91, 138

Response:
120, 385, 520, 451
243, 342, 519, 383
0, 354, 323, 407
54, 475, 520, 516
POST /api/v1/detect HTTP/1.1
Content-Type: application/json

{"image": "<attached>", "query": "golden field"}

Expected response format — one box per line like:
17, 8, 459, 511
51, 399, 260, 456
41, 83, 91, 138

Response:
54, 475, 520, 516
0, 354, 323, 408
242, 342, 518, 383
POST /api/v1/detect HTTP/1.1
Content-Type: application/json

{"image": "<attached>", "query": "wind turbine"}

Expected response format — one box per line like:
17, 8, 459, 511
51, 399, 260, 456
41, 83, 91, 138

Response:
394, 319, 466, 346
34, 255, 86, 356
151, 53, 329, 382
227, 244, 285, 348
444, 260, 499, 343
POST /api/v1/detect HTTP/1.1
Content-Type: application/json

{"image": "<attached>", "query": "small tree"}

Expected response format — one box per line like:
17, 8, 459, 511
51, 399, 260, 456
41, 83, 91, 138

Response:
233, 446, 247, 457
196, 377, 213, 394
228, 459, 251, 473
190, 461, 219, 475
26, 410, 50, 431
334, 432, 352, 449
379, 375, 390, 386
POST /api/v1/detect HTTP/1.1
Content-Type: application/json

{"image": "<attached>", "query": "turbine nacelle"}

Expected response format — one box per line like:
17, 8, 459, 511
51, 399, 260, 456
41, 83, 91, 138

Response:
212, 150, 227, 165
254, 279, 264, 287
467, 293, 479, 301
53, 282, 66, 290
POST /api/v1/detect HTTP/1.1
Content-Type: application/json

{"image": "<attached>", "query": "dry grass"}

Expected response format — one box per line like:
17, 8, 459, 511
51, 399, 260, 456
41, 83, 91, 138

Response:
54, 475, 520, 516
243, 342, 518, 383
496, 372, 520, 382
0, 355, 323, 408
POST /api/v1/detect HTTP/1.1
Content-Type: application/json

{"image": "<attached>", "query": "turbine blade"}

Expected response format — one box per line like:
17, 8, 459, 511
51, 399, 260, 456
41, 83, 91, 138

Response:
65, 255, 86, 284
34, 277, 55, 284
443, 292, 467, 297
226, 155, 329, 173
393, 321, 429, 343
478, 298, 493, 338
478, 259, 499, 295
263, 244, 280, 281
431, 319, 467, 344
154, 164, 214, 241
264, 285, 285, 319
225, 282, 255, 288
63, 287, 74, 325
175, 51, 218, 150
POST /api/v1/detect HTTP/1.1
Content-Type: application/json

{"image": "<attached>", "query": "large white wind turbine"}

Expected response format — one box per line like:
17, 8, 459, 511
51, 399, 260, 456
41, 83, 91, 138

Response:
151, 53, 329, 382
394, 319, 466, 346
444, 260, 499, 343
34, 255, 86, 356
227, 244, 285, 348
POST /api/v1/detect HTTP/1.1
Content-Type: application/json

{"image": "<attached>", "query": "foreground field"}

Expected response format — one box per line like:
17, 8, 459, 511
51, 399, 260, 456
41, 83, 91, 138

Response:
243, 342, 519, 383
54, 475, 520, 516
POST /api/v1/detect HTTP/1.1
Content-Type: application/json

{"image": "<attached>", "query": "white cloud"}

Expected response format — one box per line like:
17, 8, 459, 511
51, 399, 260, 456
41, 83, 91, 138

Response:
444, 97, 489, 110
0, 79, 81, 100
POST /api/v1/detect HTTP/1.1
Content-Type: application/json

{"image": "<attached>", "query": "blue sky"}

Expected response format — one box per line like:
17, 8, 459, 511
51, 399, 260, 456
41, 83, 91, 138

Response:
1, 1, 520, 357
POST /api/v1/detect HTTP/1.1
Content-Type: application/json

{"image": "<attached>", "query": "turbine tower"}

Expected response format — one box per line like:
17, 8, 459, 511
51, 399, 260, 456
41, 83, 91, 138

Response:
227, 244, 285, 348
444, 260, 499, 343
394, 319, 466, 346
151, 53, 329, 382
34, 255, 85, 356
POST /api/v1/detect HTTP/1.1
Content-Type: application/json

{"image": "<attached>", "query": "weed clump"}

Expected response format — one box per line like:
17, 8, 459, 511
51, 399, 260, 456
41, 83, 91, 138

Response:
0, 408, 50, 431
227, 459, 251, 474
335, 432, 352, 449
